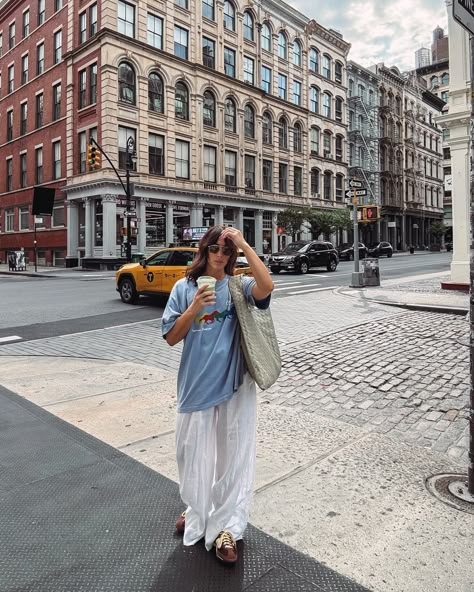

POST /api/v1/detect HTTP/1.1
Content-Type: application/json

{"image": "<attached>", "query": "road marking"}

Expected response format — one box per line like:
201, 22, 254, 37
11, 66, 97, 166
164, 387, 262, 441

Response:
0, 335, 22, 343
287, 286, 337, 295
273, 283, 304, 291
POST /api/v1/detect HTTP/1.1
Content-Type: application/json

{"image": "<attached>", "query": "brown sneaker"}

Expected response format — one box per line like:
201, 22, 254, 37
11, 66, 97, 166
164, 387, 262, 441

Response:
214, 530, 238, 564
175, 511, 186, 534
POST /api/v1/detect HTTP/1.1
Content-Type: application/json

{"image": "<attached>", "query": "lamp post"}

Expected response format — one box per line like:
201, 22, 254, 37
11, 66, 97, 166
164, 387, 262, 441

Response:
125, 136, 136, 263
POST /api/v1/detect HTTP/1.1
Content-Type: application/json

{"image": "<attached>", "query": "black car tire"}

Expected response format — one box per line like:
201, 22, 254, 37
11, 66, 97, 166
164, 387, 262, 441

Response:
119, 278, 139, 304
270, 267, 281, 274
327, 258, 337, 272
298, 260, 309, 274
387, 252, 393, 258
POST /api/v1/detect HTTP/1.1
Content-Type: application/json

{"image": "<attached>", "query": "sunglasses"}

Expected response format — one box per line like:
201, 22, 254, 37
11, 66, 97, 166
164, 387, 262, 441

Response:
207, 244, 234, 256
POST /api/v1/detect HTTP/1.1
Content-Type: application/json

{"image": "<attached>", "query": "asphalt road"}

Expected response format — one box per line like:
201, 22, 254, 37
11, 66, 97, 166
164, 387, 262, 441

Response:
0, 252, 451, 344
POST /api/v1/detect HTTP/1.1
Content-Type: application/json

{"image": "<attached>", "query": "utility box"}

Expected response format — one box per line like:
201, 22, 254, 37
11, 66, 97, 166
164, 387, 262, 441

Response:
361, 257, 380, 286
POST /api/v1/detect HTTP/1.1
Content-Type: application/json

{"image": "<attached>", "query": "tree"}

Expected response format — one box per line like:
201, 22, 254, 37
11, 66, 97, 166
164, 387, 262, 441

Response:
277, 207, 305, 241
305, 209, 335, 239
430, 222, 447, 244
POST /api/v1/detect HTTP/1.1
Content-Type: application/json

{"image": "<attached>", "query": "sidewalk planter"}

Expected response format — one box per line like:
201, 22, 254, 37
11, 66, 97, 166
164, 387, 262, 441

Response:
361, 257, 380, 286
409, 246, 415, 254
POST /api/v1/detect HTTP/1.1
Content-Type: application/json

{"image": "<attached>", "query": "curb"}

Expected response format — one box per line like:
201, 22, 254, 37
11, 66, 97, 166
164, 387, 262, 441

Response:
0, 271, 59, 278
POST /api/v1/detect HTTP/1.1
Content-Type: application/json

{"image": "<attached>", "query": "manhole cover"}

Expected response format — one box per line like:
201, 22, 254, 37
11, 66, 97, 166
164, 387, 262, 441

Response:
426, 473, 474, 515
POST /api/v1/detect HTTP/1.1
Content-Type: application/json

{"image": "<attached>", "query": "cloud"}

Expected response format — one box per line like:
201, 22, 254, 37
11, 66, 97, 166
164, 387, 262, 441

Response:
288, 0, 448, 70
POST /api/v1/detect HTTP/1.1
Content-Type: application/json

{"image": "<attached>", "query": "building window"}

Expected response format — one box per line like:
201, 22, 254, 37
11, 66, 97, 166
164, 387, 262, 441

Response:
78, 69, 87, 108
310, 127, 319, 155
336, 174, 343, 201
244, 104, 255, 138
7, 159, 13, 191
225, 98, 236, 133
203, 37, 215, 69
5, 209, 14, 231
262, 112, 272, 144
148, 73, 164, 113
118, 126, 136, 170
89, 4, 97, 36
0, 33, 3, 57
262, 159, 272, 191
53, 83, 61, 120
323, 171, 332, 199
311, 168, 320, 196
279, 118, 288, 149
175, 0, 188, 8
261, 22, 271, 51
79, 12, 87, 43
243, 11, 254, 40
38, 0, 45, 25
21, 54, 28, 85
55, 0, 63, 11
118, 62, 135, 104
441, 91, 448, 103
335, 97, 343, 122
335, 61, 342, 84
293, 124, 302, 153
323, 93, 331, 118
293, 80, 301, 106
245, 155, 255, 190
8, 65, 14, 93
53, 141, 61, 179
278, 73, 287, 100
322, 54, 331, 79
441, 73, 449, 85
149, 133, 165, 175
278, 32, 287, 60
36, 93, 44, 128
174, 26, 188, 59
323, 131, 332, 156
294, 166, 302, 196
225, 151, 237, 187
278, 163, 288, 193
223, 1, 235, 31
262, 66, 271, 93
52, 205, 64, 227
310, 86, 319, 113
175, 81, 189, 120
9, 22, 15, 49
89, 64, 97, 104
118, 1, 135, 37
336, 135, 343, 161
224, 47, 236, 77
23, 10, 30, 38
147, 13, 163, 49
309, 48, 318, 72
243, 56, 254, 85
203, 145, 217, 182
21, 102, 27, 135
36, 147, 43, 184
79, 131, 87, 173
202, 0, 215, 20
7, 110, 13, 141
37, 43, 44, 75
20, 206, 29, 229
54, 30, 62, 63
293, 40, 302, 67
203, 90, 216, 127
176, 139, 190, 179
20, 154, 27, 187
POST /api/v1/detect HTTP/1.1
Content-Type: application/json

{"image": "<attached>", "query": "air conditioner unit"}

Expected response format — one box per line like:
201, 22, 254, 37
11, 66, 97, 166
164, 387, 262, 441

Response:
311, 192, 320, 199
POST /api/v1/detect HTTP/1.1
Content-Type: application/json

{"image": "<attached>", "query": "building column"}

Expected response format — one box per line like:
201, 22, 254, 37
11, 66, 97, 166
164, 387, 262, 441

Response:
66, 200, 79, 260
236, 207, 244, 231
271, 212, 278, 254
102, 194, 117, 257
215, 205, 224, 226
191, 204, 203, 227
84, 198, 93, 258
166, 201, 175, 246
137, 199, 146, 252
255, 209, 263, 254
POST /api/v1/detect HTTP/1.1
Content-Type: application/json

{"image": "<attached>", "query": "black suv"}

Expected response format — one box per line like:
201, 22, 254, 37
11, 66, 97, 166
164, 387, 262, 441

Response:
337, 242, 368, 261
269, 241, 339, 274
367, 241, 393, 258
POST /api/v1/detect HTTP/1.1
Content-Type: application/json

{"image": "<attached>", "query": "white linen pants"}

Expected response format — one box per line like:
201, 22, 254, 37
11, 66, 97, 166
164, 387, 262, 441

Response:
175, 373, 257, 551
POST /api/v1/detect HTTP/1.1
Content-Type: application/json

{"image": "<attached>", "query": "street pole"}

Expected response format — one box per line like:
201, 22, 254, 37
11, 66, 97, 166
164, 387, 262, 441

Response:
469, 35, 474, 494
125, 136, 135, 264
34, 221, 37, 273
350, 196, 364, 287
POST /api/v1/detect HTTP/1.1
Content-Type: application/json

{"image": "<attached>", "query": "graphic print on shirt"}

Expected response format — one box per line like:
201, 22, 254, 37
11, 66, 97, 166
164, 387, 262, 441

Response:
193, 293, 234, 330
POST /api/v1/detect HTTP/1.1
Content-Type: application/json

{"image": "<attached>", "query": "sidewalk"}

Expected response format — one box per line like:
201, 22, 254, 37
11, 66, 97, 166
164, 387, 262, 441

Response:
0, 284, 472, 592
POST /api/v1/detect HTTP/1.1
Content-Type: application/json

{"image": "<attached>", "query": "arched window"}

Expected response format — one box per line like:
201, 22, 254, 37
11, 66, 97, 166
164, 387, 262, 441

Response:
441, 72, 449, 85
261, 22, 271, 51
262, 111, 272, 144
223, 0, 235, 31
148, 72, 164, 112
323, 92, 331, 118
335, 134, 343, 161
203, 90, 216, 127
175, 81, 189, 120
244, 104, 255, 138
293, 40, 302, 67
310, 168, 320, 196
310, 86, 319, 113
336, 173, 344, 200
395, 96, 402, 115
118, 62, 136, 104
224, 97, 236, 133
335, 61, 342, 84
309, 48, 318, 72
278, 32, 287, 60
323, 131, 332, 156
431, 75, 439, 89
279, 117, 288, 149
348, 78, 354, 97
335, 96, 343, 122
323, 171, 332, 199
243, 11, 254, 41
293, 123, 302, 153
322, 54, 331, 79
310, 126, 319, 155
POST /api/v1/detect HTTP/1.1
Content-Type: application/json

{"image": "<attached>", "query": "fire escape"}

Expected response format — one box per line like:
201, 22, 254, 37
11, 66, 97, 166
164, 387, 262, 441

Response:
378, 98, 403, 210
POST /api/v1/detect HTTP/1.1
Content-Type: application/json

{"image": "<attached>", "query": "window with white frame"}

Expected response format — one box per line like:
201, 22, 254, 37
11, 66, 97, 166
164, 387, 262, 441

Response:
278, 163, 287, 193
149, 133, 165, 175
175, 139, 190, 179
118, 126, 137, 170
118, 1, 135, 38
261, 22, 271, 51
53, 204, 65, 226
37, 42, 44, 75
243, 11, 254, 40
35, 147, 43, 183
278, 73, 287, 100
310, 86, 319, 113
311, 168, 320, 195
203, 145, 217, 183
9, 22, 15, 49
20, 206, 29, 230
20, 153, 27, 187
223, 0, 235, 31
20, 103, 28, 135
89, 64, 97, 104
278, 32, 287, 59
322, 54, 330, 79
38, 0, 45, 25
225, 151, 237, 186
245, 155, 255, 189
53, 83, 61, 120
262, 65, 271, 93
53, 141, 61, 179
310, 127, 319, 155
323, 92, 331, 118
79, 11, 87, 43
293, 80, 301, 106
262, 159, 272, 191
5, 209, 14, 232
224, 47, 235, 77
294, 166, 302, 196
21, 54, 28, 84
23, 10, 29, 38
89, 4, 97, 36
293, 40, 302, 67
174, 26, 188, 59
243, 56, 254, 85
8, 64, 14, 94
7, 159, 13, 191
147, 13, 163, 48
202, 0, 215, 20
53, 30, 62, 63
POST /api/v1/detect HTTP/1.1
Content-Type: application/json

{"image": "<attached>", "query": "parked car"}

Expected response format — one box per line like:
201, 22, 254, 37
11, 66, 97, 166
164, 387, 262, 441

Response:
116, 247, 251, 304
337, 242, 368, 261
269, 240, 339, 274
367, 241, 393, 258
445, 242, 452, 252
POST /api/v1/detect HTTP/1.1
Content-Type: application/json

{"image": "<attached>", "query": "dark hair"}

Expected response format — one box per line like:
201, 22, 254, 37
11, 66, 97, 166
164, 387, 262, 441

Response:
186, 225, 237, 283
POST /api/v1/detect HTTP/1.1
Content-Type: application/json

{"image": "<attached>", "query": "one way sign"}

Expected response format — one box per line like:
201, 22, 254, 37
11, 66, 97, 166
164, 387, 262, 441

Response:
349, 179, 363, 189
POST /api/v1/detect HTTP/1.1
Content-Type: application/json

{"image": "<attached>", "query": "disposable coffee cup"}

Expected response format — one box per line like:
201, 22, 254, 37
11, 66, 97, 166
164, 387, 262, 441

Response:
197, 276, 216, 295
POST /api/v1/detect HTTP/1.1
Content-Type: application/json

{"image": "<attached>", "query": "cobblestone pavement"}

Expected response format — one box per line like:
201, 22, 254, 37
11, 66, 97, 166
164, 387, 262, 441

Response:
383, 275, 450, 294
262, 310, 469, 463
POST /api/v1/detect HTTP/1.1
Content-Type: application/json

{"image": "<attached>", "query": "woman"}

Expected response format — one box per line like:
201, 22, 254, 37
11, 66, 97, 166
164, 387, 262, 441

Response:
162, 225, 274, 564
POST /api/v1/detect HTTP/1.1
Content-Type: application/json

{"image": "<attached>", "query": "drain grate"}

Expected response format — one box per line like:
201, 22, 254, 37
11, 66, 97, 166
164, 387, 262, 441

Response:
426, 473, 474, 515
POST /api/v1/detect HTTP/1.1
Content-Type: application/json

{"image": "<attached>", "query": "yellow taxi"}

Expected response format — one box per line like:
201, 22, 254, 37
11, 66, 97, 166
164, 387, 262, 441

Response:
116, 247, 251, 304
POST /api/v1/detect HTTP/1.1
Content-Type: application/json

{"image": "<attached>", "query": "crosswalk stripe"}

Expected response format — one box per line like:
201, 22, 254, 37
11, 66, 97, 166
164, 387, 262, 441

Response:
0, 335, 22, 343
287, 286, 337, 295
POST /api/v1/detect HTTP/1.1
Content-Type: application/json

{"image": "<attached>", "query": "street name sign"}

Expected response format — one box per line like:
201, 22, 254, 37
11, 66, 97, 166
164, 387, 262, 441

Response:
123, 211, 137, 217
349, 179, 363, 189
453, 0, 474, 35
345, 189, 368, 198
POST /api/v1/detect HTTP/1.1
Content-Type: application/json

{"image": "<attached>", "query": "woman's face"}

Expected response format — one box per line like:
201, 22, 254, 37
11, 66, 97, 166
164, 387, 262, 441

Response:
206, 235, 234, 271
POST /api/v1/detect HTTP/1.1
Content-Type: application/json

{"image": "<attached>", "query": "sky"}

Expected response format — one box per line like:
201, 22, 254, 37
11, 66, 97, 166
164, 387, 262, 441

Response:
289, 0, 449, 71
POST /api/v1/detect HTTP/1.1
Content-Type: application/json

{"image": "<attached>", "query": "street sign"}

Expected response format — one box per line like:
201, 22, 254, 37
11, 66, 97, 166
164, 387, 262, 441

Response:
349, 179, 363, 189
123, 211, 137, 217
116, 198, 136, 208
345, 189, 368, 198
453, 0, 474, 35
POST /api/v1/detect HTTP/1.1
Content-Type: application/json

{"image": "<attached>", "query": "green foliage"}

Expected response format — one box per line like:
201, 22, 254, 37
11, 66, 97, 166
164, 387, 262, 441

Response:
276, 207, 305, 240
303, 208, 352, 240
430, 222, 447, 241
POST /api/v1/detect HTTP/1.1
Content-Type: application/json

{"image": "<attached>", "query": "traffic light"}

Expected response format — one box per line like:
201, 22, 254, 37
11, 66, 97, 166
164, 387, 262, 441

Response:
87, 143, 101, 170
358, 205, 380, 222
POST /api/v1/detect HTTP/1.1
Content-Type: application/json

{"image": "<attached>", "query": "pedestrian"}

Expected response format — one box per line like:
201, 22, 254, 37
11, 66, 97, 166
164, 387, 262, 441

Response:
162, 224, 274, 564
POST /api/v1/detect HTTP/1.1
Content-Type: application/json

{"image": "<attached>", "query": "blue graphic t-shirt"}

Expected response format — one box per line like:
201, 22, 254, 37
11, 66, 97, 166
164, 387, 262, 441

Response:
162, 275, 270, 413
